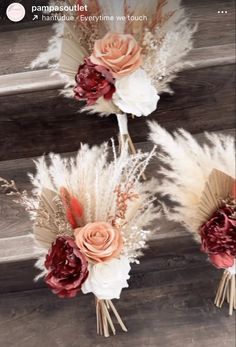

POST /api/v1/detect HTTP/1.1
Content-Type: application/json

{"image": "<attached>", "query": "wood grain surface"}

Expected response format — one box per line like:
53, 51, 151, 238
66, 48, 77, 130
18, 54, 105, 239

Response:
0, 2, 235, 346
0, 44, 235, 97
0, 0, 235, 75
0, 130, 234, 240
0, 236, 235, 347
0, 63, 235, 161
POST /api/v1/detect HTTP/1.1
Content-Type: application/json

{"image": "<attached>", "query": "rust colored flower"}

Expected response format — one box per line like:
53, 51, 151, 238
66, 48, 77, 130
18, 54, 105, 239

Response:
60, 187, 83, 229
74, 58, 115, 105
90, 32, 142, 78
45, 236, 88, 298
74, 222, 123, 263
200, 206, 236, 269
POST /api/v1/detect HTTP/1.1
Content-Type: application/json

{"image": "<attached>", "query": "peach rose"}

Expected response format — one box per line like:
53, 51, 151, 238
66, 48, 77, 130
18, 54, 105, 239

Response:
90, 32, 142, 78
74, 222, 123, 263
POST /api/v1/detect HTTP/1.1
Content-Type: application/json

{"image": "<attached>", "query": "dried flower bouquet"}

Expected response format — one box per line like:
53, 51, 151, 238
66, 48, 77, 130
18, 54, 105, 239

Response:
1, 142, 160, 336
149, 122, 236, 315
31, 0, 196, 153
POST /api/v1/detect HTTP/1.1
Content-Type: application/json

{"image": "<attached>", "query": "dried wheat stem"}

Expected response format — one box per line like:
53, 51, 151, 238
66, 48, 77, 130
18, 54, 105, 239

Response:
107, 300, 128, 332
96, 298, 103, 335
219, 272, 231, 307
96, 299, 100, 334
229, 274, 235, 315
101, 301, 109, 337
214, 270, 228, 306
95, 299, 127, 336
103, 301, 116, 335
214, 271, 236, 315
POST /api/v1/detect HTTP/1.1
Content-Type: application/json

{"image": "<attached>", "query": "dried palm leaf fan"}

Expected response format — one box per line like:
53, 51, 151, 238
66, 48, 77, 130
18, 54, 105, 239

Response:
149, 123, 236, 315
31, 0, 196, 155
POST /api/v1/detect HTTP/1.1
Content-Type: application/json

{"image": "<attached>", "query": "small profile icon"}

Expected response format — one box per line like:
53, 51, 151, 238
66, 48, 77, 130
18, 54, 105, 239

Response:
6, 2, 25, 22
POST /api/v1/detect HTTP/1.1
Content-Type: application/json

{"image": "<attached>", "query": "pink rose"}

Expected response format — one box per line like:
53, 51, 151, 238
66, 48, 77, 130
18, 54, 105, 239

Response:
74, 222, 123, 263
90, 32, 142, 78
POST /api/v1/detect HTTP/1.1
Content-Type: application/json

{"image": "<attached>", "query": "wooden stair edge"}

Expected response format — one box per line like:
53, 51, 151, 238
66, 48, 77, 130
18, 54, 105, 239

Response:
0, 234, 208, 296
0, 44, 235, 97
0, 129, 234, 263
0, 128, 234, 170
0, 225, 189, 264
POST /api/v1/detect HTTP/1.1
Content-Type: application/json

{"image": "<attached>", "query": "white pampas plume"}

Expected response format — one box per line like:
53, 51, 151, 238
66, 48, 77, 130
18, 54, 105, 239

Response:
141, 1, 197, 93
30, 141, 160, 263
30, 22, 64, 69
148, 121, 235, 236
82, 98, 120, 116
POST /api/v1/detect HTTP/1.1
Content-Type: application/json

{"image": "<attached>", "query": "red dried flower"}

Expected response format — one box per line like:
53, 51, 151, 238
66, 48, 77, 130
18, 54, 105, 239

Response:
45, 236, 88, 298
60, 187, 83, 229
74, 58, 115, 105
200, 206, 236, 269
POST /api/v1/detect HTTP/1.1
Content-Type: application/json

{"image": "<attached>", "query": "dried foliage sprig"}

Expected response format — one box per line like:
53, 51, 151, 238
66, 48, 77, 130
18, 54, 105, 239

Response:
0, 177, 38, 218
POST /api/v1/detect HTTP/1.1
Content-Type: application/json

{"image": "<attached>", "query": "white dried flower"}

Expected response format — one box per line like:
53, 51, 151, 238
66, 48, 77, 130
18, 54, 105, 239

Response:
112, 68, 160, 117
82, 257, 130, 299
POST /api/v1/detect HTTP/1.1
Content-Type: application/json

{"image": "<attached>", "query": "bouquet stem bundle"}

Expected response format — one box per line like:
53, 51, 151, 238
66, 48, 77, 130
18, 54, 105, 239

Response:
117, 114, 135, 154
119, 133, 137, 158
117, 113, 146, 180
215, 271, 236, 315
96, 299, 127, 337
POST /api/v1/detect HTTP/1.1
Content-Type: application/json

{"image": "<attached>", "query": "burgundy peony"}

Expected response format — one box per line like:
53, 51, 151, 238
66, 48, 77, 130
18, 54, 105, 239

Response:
74, 58, 115, 105
44, 236, 89, 298
200, 206, 236, 269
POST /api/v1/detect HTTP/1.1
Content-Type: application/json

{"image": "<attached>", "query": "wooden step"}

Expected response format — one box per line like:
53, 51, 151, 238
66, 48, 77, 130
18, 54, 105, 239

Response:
0, 140, 183, 252
0, 54, 235, 161
0, 45, 235, 96
0, 0, 235, 75
0, 0, 235, 161
0, 129, 234, 265
0, 2, 235, 344
0, 235, 235, 347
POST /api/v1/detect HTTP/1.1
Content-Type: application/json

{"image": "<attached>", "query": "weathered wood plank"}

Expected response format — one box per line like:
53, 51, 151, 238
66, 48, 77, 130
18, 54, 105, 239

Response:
0, 25, 53, 75
182, 0, 236, 48
186, 44, 235, 68
0, 236, 234, 347
0, 218, 188, 262
0, 69, 65, 96
0, 130, 234, 241
0, 140, 173, 241
0, 63, 234, 161
0, 0, 235, 75
1, 234, 200, 292
0, 44, 235, 97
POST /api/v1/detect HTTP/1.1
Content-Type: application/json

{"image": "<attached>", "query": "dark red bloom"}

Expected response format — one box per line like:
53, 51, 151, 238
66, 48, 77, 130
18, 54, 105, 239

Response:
74, 58, 115, 105
45, 236, 88, 298
200, 206, 236, 269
